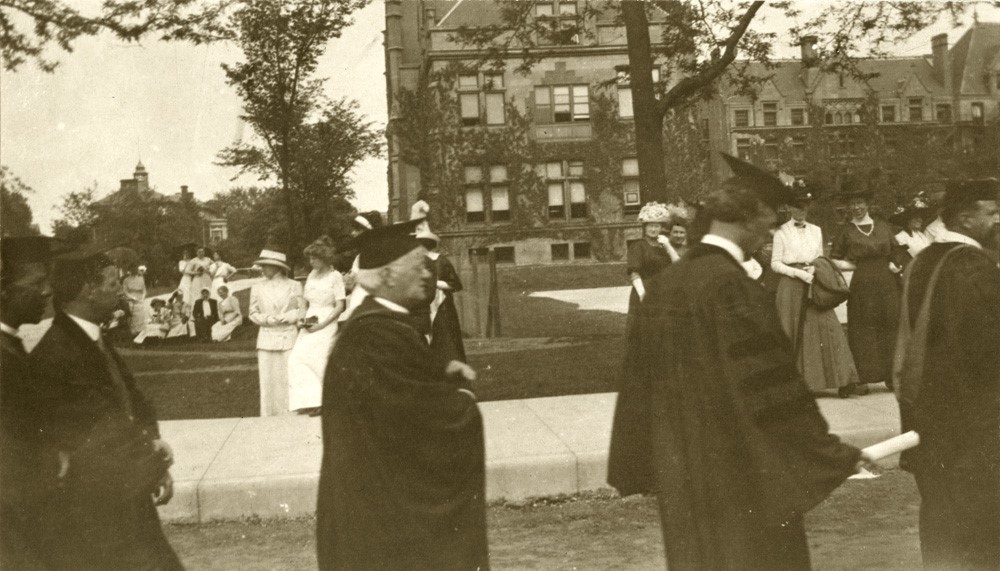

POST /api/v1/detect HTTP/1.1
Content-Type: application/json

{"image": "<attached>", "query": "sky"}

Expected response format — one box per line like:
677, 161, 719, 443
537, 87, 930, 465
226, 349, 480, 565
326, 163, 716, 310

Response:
1, 1, 388, 233
1, 1, 997, 234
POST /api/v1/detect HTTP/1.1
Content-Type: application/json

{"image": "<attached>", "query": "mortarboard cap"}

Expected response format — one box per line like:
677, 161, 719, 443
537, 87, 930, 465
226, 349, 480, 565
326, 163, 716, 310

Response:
52, 243, 116, 278
0, 235, 72, 265
353, 218, 425, 269
719, 153, 796, 210
943, 178, 1000, 205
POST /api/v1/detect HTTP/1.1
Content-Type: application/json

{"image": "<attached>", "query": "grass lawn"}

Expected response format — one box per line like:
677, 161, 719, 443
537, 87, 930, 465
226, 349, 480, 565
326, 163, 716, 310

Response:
165, 469, 921, 570
124, 264, 630, 419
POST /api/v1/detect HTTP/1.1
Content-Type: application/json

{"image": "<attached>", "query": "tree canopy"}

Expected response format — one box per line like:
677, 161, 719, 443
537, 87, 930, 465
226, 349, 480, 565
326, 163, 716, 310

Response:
217, 0, 380, 261
0, 0, 234, 72
0, 166, 39, 236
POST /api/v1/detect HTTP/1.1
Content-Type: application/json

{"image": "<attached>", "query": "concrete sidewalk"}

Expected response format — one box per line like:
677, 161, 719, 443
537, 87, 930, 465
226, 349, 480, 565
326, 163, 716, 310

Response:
157, 390, 901, 523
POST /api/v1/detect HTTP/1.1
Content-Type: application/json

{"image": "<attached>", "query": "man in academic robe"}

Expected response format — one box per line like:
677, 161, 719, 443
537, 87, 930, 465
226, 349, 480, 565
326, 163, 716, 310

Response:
608, 154, 871, 570
28, 248, 183, 570
895, 178, 1000, 569
192, 287, 219, 342
0, 236, 70, 569
316, 218, 488, 571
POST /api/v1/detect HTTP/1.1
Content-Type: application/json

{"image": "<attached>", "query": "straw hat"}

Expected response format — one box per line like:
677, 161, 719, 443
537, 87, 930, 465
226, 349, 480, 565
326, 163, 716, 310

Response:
253, 248, 291, 272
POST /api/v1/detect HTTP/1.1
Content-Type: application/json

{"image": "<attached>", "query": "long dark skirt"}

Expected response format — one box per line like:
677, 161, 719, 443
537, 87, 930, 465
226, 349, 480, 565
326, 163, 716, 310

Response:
775, 275, 859, 391
846, 259, 899, 386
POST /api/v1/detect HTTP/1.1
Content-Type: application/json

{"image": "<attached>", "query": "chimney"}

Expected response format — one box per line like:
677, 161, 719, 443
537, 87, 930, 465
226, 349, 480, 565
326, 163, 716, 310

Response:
932, 33, 951, 92
180, 185, 190, 198
800, 36, 818, 67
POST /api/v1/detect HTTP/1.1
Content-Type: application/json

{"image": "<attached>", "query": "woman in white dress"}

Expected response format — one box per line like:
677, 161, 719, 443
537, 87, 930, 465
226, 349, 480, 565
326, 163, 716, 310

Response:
122, 265, 147, 335
249, 248, 304, 416
177, 248, 193, 305
211, 284, 243, 342
185, 246, 214, 305
164, 290, 194, 340
288, 236, 346, 415
211, 250, 237, 296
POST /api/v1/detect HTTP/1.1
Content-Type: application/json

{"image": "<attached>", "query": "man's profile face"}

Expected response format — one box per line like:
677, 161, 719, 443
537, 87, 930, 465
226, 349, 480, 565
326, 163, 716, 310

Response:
388, 247, 432, 308
201, 290, 211, 300
965, 199, 1000, 245
669, 225, 687, 247
743, 203, 778, 255
3, 262, 52, 326
87, 265, 123, 320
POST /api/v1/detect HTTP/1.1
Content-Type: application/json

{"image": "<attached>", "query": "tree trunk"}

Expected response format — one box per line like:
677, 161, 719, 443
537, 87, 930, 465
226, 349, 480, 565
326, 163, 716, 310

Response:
622, 1, 667, 204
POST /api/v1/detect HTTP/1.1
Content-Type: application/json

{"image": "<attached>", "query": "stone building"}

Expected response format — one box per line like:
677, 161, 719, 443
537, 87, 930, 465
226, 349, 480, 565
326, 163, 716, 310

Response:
710, 23, 1000, 189
98, 161, 229, 244
384, 0, 1000, 266
384, 0, 682, 266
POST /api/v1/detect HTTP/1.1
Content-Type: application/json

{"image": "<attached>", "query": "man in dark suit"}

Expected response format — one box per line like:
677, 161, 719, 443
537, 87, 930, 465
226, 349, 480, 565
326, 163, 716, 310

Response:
608, 154, 872, 570
895, 178, 1000, 569
0, 236, 69, 569
29, 248, 183, 570
191, 287, 219, 343
316, 219, 488, 571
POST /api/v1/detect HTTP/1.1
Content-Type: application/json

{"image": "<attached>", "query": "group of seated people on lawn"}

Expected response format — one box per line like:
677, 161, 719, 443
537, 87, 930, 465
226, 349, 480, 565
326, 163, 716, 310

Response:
132, 284, 243, 345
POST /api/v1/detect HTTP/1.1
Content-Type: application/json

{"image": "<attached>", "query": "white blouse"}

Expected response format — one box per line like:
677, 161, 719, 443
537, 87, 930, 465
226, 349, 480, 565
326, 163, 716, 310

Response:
771, 219, 824, 278
895, 230, 931, 258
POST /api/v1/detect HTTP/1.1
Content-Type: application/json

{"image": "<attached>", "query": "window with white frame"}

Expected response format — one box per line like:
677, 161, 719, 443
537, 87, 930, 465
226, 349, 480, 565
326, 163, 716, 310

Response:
458, 71, 506, 127
622, 158, 641, 212
908, 98, 924, 122
762, 102, 778, 126
616, 66, 661, 119
535, 84, 590, 123
464, 164, 510, 224
535, 1, 579, 45
458, 74, 479, 127
733, 109, 750, 128
464, 166, 485, 223
790, 107, 806, 126
881, 105, 896, 123
539, 160, 587, 220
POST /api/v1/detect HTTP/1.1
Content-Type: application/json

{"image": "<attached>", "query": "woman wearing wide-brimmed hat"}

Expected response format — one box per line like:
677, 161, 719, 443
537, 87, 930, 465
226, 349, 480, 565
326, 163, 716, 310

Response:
890, 193, 934, 261
830, 178, 901, 391
626, 202, 680, 322
772, 180, 860, 397
248, 247, 304, 416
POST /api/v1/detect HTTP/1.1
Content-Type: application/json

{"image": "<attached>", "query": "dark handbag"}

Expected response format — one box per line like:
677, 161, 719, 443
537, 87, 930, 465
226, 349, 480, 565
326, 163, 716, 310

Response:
808, 256, 850, 310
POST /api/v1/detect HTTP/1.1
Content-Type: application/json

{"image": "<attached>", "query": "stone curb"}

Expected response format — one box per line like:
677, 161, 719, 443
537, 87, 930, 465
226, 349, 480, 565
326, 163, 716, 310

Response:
157, 392, 901, 523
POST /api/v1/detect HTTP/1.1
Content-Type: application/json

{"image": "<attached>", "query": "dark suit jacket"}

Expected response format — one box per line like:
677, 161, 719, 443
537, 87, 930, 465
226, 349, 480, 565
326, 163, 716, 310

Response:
192, 298, 219, 325
28, 312, 179, 569
29, 313, 167, 501
1, 330, 61, 570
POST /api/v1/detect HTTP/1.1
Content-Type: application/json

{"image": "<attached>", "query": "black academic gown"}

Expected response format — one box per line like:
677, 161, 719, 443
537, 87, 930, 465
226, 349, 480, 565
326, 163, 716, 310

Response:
28, 313, 182, 571
316, 297, 488, 571
1, 329, 62, 570
898, 242, 1000, 568
608, 243, 860, 571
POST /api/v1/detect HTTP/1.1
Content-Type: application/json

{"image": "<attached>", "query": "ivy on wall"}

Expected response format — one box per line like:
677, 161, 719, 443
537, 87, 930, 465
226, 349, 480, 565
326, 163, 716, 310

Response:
393, 63, 712, 262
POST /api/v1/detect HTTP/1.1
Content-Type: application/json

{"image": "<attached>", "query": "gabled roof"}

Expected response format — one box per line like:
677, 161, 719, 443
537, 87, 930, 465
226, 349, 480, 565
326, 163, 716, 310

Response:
950, 22, 1000, 94
723, 56, 948, 100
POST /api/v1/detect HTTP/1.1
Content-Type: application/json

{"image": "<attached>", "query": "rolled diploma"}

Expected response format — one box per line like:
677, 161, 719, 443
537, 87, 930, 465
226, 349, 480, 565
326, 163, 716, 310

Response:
862, 431, 920, 461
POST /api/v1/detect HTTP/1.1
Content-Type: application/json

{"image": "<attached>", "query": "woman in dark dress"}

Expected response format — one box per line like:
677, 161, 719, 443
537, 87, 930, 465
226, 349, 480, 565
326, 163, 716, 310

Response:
831, 186, 902, 391
627, 202, 679, 324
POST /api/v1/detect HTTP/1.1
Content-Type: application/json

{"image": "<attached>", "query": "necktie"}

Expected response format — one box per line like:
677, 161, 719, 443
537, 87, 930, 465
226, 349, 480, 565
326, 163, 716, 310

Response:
96, 336, 134, 419
794, 222, 806, 229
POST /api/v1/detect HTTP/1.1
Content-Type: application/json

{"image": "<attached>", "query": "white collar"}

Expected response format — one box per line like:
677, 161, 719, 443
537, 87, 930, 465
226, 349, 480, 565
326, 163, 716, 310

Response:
934, 229, 982, 249
0, 322, 19, 337
426, 251, 441, 261
66, 313, 102, 342
374, 297, 410, 315
701, 234, 746, 263
851, 214, 874, 226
